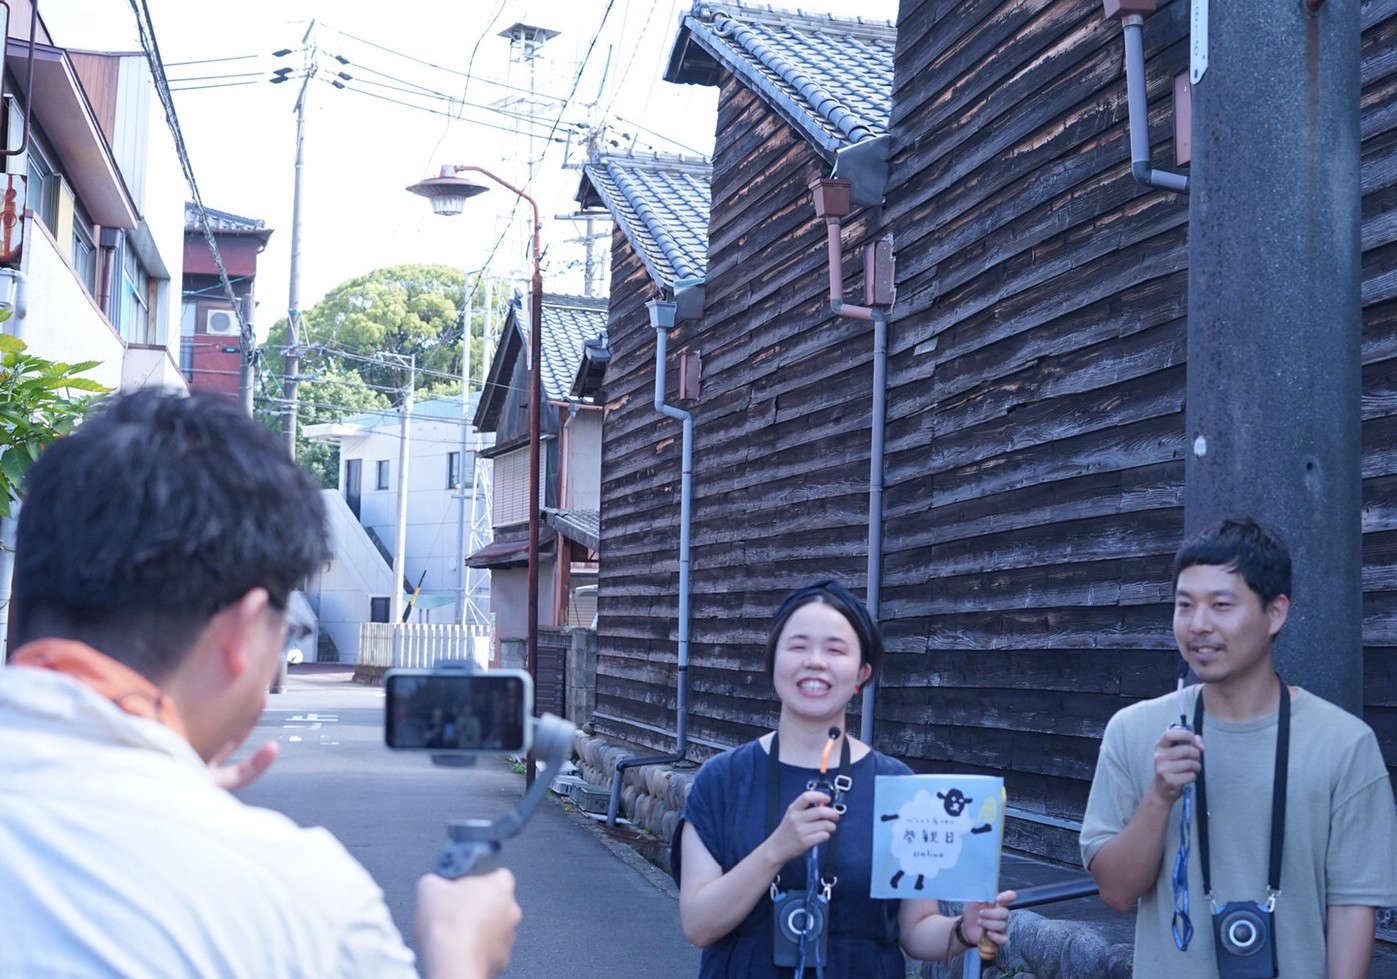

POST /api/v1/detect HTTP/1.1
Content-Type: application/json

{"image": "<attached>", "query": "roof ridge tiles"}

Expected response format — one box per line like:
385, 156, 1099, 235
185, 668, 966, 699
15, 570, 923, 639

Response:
708, 12, 878, 145
591, 150, 713, 172
693, 0, 894, 35
607, 165, 707, 282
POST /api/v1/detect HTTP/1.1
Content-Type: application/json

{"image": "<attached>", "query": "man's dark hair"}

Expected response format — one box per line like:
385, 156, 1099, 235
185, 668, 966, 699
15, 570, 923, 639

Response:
1172, 517, 1292, 606
11, 390, 330, 681
763, 579, 884, 682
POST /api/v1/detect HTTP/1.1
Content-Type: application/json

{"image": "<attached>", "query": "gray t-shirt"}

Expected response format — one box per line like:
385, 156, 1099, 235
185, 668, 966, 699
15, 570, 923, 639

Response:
1081, 685, 1397, 978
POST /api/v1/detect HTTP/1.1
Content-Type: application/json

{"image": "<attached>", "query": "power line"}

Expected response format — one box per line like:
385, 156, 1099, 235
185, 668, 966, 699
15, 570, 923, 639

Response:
170, 80, 261, 93
322, 22, 567, 104
340, 73, 573, 134
328, 82, 572, 143
473, 1, 621, 293
425, 0, 509, 168
125, 0, 255, 368
166, 52, 262, 67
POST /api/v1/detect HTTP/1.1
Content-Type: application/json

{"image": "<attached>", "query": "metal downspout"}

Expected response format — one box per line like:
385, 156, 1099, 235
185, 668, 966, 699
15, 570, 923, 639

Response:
861, 307, 887, 745
810, 176, 891, 745
606, 297, 692, 825
1118, 11, 1189, 194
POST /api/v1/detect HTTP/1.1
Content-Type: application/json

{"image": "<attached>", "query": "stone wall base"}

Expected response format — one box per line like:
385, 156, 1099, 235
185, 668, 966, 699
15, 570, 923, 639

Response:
572, 732, 698, 876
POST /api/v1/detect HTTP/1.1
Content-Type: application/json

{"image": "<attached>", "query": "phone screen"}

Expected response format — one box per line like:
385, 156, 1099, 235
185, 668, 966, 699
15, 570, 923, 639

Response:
385, 673, 528, 752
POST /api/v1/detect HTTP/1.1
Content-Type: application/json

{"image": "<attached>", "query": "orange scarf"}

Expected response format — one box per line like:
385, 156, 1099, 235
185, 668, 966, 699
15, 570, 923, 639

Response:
11, 638, 188, 739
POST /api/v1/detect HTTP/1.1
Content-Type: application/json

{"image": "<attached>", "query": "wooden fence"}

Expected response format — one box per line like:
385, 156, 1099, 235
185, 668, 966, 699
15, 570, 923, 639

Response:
357, 622, 492, 671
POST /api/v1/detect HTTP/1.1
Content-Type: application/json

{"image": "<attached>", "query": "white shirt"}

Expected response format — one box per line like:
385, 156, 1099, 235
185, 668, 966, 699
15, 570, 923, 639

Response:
0, 666, 418, 978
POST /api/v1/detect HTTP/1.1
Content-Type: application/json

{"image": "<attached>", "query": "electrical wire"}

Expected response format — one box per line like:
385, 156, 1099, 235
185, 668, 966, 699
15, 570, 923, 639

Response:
125, 0, 255, 361
166, 52, 262, 67
170, 80, 261, 93
322, 22, 567, 103
424, 0, 509, 168
471, 0, 621, 296
327, 82, 572, 143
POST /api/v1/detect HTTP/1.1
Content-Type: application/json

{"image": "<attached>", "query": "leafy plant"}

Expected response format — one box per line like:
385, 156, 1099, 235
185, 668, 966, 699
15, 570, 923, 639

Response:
0, 332, 107, 517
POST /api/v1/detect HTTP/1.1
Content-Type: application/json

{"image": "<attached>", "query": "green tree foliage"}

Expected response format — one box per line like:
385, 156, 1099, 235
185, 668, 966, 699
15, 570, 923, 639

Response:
0, 334, 108, 517
258, 264, 512, 488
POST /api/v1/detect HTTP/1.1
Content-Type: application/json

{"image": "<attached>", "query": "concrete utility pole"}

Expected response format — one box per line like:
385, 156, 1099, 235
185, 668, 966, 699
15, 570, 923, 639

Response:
239, 295, 255, 417
457, 277, 476, 627
390, 356, 415, 626
282, 25, 315, 459
1185, 0, 1362, 712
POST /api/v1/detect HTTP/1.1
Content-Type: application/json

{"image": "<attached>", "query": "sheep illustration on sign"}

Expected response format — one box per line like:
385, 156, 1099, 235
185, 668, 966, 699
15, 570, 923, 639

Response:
869, 774, 1005, 902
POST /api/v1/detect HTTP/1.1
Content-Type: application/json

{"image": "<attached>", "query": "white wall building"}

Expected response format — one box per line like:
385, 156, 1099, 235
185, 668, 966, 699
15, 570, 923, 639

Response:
5, 16, 189, 391
304, 396, 493, 661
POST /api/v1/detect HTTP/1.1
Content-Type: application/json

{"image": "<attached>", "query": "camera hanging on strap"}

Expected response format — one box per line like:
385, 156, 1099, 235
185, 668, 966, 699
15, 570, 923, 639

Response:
1194, 675, 1290, 979
767, 729, 852, 977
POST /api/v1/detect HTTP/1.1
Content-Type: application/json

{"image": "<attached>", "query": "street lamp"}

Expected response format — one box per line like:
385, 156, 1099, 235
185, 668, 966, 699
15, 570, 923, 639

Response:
408, 165, 544, 786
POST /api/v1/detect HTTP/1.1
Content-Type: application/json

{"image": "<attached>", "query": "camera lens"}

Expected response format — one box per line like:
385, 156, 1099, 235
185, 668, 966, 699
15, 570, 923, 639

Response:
1221, 910, 1263, 955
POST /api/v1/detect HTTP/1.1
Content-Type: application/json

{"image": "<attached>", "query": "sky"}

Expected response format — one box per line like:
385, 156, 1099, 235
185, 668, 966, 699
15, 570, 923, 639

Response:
44, 0, 901, 341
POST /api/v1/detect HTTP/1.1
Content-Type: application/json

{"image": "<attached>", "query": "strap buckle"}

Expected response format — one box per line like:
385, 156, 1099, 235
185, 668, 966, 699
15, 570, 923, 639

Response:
820, 876, 837, 899
1264, 889, 1279, 913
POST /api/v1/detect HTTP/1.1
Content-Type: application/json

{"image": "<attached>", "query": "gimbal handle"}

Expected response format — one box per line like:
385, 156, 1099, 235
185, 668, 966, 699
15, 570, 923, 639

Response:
433, 712, 577, 879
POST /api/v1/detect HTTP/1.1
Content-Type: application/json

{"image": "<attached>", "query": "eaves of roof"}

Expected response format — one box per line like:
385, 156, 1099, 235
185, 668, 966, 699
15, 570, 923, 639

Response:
577, 153, 711, 291
664, 1, 894, 165
8, 40, 138, 228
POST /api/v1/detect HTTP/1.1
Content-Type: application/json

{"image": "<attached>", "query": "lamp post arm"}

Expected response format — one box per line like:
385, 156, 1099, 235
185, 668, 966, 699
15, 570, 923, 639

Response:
447, 165, 542, 244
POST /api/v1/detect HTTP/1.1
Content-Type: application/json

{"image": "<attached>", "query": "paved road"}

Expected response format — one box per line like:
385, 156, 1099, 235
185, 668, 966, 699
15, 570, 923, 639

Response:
235, 666, 700, 978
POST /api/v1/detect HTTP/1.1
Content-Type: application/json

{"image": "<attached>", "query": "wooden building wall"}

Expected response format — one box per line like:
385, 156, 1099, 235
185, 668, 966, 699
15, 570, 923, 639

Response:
594, 228, 683, 740
594, 0, 1397, 865
880, 0, 1397, 861
594, 72, 884, 751
1359, 0, 1397, 789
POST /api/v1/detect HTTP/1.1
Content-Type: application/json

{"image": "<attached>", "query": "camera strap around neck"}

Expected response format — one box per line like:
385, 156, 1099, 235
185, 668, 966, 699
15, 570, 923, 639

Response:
767, 732, 852, 888
1193, 675, 1290, 903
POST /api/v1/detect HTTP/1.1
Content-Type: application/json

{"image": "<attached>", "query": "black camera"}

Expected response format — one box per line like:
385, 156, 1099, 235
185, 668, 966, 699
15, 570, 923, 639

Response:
770, 887, 829, 969
1211, 900, 1277, 979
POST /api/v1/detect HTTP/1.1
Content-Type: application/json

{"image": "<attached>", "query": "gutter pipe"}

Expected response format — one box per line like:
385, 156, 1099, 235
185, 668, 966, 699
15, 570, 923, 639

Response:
809, 175, 891, 745
606, 293, 694, 825
1111, 4, 1189, 194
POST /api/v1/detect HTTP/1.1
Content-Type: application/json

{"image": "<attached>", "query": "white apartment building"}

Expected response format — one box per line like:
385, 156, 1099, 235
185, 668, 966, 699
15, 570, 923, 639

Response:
5, 12, 189, 390
304, 396, 493, 661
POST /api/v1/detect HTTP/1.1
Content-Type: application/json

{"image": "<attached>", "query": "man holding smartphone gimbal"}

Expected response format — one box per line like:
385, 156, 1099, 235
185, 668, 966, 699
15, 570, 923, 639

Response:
1081, 518, 1397, 978
0, 390, 520, 978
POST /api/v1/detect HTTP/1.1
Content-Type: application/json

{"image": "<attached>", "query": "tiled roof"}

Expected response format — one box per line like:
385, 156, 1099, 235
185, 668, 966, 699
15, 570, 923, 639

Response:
544, 508, 600, 552
521, 294, 609, 401
184, 202, 268, 233
577, 153, 711, 290
665, 1, 894, 162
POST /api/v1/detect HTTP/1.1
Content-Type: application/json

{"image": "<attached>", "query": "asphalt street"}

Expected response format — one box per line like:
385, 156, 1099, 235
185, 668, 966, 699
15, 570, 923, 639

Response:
235, 666, 700, 978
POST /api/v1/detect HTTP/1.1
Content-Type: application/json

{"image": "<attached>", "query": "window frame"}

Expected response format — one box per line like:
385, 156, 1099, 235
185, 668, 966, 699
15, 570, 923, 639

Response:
447, 451, 461, 489
375, 459, 390, 490
370, 597, 390, 623
70, 201, 97, 296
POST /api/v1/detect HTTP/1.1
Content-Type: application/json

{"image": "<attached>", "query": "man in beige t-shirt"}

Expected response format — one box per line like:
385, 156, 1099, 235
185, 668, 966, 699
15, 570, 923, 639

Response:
1081, 518, 1397, 978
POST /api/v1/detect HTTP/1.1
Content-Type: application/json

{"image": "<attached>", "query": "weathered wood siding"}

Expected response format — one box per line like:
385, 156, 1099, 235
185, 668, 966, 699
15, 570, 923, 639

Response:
881, 0, 1397, 860
594, 227, 683, 742
1361, 0, 1397, 788
594, 72, 882, 751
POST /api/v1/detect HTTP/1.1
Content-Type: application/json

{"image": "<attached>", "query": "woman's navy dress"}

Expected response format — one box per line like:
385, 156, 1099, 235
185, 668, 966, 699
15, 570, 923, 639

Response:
674, 739, 914, 978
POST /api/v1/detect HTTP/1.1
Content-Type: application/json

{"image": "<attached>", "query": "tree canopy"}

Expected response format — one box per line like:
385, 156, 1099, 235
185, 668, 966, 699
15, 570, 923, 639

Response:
257, 264, 513, 487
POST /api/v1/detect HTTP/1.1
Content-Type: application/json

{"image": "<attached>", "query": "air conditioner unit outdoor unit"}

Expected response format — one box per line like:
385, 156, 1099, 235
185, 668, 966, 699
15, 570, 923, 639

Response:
205, 309, 239, 336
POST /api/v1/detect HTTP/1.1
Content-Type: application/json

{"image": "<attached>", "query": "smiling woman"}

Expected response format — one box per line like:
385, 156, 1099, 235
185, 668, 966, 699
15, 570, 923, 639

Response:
669, 580, 1015, 978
